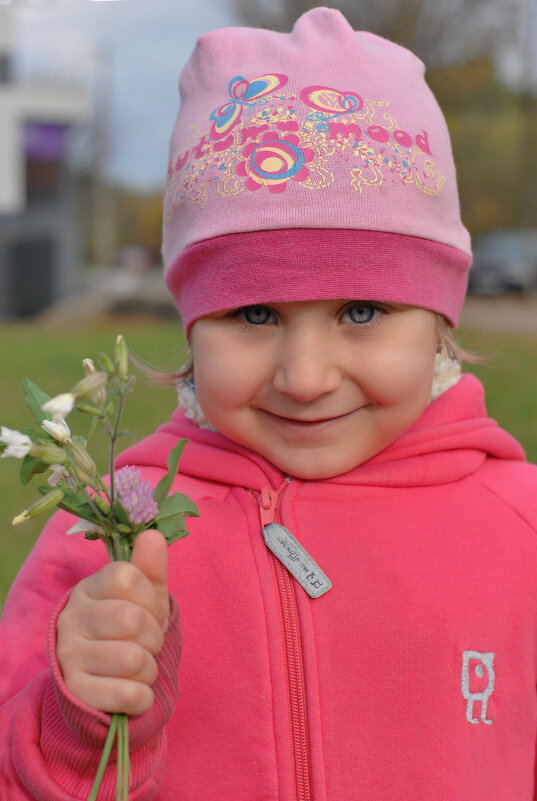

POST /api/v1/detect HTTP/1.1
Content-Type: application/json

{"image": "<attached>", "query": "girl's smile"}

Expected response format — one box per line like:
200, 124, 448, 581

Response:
257, 406, 365, 435
190, 300, 439, 479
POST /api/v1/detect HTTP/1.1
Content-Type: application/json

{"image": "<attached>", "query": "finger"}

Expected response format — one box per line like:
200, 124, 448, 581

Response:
73, 598, 165, 654
81, 559, 165, 625
130, 529, 170, 620
77, 639, 159, 685
67, 673, 155, 716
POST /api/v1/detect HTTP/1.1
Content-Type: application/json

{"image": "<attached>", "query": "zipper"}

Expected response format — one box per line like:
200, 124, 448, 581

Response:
258, 481, 312, 801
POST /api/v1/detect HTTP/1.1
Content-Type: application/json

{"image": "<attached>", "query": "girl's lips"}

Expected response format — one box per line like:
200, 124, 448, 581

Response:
258, 408, 358, 432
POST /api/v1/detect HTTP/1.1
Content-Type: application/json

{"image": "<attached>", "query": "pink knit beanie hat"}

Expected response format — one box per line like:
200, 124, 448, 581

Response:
163, 7, 472, 336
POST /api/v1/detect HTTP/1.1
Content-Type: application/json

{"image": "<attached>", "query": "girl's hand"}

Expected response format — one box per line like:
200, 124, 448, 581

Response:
56, 529, 171, 716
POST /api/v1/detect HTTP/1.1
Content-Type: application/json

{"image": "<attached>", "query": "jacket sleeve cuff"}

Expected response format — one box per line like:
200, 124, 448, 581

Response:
39, 590, 181, 798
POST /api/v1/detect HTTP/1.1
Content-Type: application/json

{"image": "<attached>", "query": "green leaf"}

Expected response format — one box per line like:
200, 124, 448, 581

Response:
111, 500, 131, 527
156, 515, 191, 544
46, 488, 103, 524
22, 379, 52, 425
58, 500, 102, 522
20, 426, 47, 441
84, 532, 100, 541
154, 439, 188, 508
163, 491, 199, 517
20, 455, 49, 485
19, 426, 58, 486
155, 491, 199, 544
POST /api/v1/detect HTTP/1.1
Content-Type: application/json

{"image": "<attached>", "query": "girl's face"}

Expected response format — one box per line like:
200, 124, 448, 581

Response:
190, 300, 439, 479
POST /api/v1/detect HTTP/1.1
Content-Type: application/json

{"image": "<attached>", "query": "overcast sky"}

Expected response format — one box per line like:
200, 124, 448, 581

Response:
11, 0, 240, 189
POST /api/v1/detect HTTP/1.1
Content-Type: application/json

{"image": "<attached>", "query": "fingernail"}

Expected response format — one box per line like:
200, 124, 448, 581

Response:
161, 617, 169, 634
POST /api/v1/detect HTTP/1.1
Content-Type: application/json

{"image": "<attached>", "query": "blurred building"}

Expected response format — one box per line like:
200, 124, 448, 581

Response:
0, 7, 89, 319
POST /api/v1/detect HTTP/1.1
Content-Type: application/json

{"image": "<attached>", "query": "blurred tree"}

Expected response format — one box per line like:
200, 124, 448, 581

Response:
114, 187, 163, 265
517, 0, 537, 225
429, 59, 524, 233
75, 175, 164, 266
231, 0, 519, 70
232, 0, 537, 234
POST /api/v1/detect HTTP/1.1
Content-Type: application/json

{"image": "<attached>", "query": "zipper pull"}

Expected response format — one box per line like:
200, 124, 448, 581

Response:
260, 486, 276, 527
258, 485, 332, 599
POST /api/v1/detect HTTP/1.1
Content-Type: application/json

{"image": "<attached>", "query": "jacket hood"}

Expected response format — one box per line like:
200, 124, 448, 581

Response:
116, 374, 525, 490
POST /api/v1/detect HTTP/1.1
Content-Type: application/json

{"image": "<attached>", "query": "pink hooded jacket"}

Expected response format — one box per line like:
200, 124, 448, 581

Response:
2, 373, 537, 800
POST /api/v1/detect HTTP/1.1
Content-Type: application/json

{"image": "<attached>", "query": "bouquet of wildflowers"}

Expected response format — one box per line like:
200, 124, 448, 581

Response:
0, 335, 198, 801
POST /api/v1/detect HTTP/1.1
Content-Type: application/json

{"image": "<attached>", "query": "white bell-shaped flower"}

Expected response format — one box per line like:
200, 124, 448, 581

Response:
0, 427, 32, 459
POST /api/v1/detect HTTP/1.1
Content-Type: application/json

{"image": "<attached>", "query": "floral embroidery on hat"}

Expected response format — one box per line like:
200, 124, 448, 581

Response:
209, 74, 288, 140
165, 74, 447, 212
237, 131, 315, 193
300, 85, 363, 132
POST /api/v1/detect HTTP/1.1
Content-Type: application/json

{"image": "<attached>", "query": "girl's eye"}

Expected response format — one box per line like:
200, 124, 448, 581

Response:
342, 304, 382, 325
235, 305, 276, 325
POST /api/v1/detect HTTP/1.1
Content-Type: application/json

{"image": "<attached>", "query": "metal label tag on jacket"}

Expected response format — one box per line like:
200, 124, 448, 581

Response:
262, 522, 332, 598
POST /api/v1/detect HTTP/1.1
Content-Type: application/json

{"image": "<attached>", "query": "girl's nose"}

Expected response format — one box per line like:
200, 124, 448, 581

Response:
272, 332, 341, 402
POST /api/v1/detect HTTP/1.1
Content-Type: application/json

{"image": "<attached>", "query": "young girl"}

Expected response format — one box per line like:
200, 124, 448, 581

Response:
2, 7, 537, 799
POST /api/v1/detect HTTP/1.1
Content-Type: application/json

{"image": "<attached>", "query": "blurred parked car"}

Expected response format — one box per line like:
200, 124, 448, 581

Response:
467, 230, 537, 296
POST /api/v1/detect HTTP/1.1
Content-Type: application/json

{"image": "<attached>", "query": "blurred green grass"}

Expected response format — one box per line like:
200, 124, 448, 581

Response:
0, 317, 536, 604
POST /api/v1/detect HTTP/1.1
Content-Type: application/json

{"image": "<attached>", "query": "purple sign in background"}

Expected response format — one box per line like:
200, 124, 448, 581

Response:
23, 122, 66, 159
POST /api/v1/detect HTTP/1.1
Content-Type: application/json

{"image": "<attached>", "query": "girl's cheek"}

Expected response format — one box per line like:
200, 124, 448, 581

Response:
195, 363, 245, 410
362, 347, 434, 405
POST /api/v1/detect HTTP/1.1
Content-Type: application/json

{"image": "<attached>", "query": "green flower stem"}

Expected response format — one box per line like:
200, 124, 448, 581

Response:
66, 459, 110, 534
87, 414, 100, 442
116, 714, 123, 801
122, 715, 130, 801
87, 714, 119, 801
97, 475, 112, 502
123, 715, 131, 801
85, 713, 130, 801
114, 535, 132, 562
108, 377, 135, 505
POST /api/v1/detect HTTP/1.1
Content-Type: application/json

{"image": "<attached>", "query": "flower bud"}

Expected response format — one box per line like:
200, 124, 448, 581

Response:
75, 402, 104, 417
98, 351, 115, 374
81, 359, 107, 407
69, 439, 97, 480
115, 335, 129, 379
82, 358, 96, 376
117, 523, 132, 534
71, 372, 108, 402
29, 441, 68, 465
94, 495, 111, 515
12, 488, 64, 525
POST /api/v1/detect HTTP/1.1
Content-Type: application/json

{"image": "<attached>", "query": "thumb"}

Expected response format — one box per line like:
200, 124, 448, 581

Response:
130, 529, 170, 621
